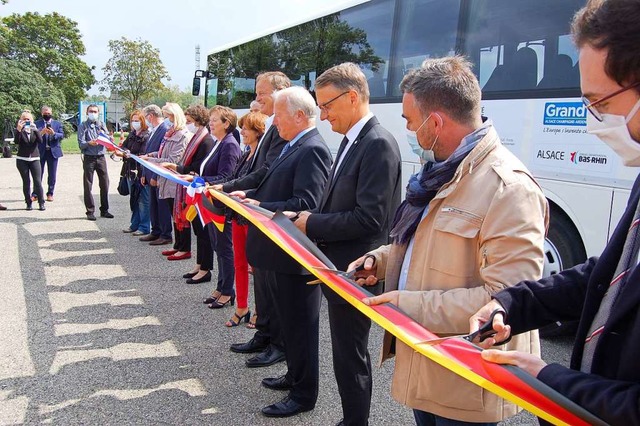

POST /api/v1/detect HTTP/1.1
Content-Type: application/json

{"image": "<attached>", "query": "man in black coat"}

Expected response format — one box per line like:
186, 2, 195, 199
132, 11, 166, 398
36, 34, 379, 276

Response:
470, 1, 640, 425
214, 71, 290, 367
232, 86, 332, 418
292, 63, 402, 426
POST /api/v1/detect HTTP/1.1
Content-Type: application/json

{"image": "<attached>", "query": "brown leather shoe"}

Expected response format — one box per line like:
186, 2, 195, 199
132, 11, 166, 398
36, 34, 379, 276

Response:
149, 238, 172, 246
139, 234, 159, 242
46, 195, 54, 202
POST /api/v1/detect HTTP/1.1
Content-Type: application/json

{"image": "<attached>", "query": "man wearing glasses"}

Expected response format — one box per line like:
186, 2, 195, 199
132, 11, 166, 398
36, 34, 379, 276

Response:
470, 1, 640, 424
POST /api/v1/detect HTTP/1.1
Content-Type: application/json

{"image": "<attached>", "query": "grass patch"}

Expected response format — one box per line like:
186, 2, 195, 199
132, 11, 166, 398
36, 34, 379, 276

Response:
61, 133, 81, 154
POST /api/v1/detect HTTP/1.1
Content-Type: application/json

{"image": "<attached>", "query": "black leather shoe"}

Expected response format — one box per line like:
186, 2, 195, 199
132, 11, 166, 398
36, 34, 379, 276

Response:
86, 213, 96, 221
100, 211, 114, 218
229, 337, 268, 354
262, 375, 292, 391
262, 395, 313, 418
186, 271, 211, 284
246, 346, 285, 368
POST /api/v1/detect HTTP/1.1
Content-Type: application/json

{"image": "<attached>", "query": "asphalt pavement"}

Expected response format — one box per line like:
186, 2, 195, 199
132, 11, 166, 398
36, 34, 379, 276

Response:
0, 154, 574, 425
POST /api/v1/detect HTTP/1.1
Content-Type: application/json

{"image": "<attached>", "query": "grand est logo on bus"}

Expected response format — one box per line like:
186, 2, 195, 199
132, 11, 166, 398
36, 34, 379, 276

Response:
543, 102, 587, 126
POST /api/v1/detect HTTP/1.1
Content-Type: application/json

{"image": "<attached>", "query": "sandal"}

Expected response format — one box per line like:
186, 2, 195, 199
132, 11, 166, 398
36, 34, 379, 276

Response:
208, 295, 235, 309
246, 313, 257, 329
202, 290, 222, 304
225, 310, 251, 327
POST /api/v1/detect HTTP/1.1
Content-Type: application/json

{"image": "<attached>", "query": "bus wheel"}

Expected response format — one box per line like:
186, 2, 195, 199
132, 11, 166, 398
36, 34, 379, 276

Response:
540, 210, 586, 338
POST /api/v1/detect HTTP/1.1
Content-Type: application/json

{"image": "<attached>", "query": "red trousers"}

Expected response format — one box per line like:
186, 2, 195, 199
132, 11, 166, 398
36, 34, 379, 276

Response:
232, 219, 249, 309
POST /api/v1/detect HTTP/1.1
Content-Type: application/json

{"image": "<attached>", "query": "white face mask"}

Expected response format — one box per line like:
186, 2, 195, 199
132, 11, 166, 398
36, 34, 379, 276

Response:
405, 113, 440, 163
186, 123, 197, 134
586, 98, 640, 166
87, 112, 98, 122
145, 119, 153, 130
131, 121, 141, 131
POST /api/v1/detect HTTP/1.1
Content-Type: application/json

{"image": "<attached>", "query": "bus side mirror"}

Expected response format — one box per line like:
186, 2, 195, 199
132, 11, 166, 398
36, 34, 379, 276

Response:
192, 77, 201, 96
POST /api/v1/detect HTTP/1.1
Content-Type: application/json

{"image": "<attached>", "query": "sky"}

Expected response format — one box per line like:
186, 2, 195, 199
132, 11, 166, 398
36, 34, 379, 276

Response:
2, 0, 363, 95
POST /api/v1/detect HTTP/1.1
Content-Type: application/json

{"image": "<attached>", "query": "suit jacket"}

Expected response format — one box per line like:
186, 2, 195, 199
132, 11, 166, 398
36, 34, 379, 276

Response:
142, 122, 169, 181
14, 129, 42, 158
306, 116, 402, 303
200, 133, 242, 183
222, 124, 287, 192
35, 119, 64, 158
495, 173, 640, 426
246, 128, 332, 274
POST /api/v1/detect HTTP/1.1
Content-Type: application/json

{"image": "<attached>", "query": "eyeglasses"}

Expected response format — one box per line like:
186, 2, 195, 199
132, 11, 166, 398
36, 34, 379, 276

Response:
318, 91, 350, 113
582, 81, 640, 122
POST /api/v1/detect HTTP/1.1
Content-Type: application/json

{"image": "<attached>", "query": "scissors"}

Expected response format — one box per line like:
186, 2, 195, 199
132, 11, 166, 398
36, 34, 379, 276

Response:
307, 263, 367, 285
419, 309, 505, 346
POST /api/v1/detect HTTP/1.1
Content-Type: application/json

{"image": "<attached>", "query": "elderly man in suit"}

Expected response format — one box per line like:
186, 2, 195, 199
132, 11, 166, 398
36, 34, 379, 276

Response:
232, 86, 332, 418
291, 63, 402, 426
215, 71, 291, 368
34, 105, 64, 202
139, 104, 172, 245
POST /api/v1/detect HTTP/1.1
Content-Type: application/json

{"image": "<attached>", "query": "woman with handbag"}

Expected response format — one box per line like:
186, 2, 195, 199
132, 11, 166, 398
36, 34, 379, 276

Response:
115, 110, 150, 235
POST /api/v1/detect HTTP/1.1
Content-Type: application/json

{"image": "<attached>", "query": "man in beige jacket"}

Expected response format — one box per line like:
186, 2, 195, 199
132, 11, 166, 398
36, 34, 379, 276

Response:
350, 56, 549, 425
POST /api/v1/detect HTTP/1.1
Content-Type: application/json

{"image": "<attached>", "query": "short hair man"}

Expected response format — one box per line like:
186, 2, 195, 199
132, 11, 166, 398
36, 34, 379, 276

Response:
221, 71, 291, 370
232, 86, 332, 417
471, 2, 640, 424
291, 62, 402, 426
34, 105, 64, 202
249, 100, 261, 113
353, 57, 548, 425
77, 104, 113, 220
139, 104, 172, 245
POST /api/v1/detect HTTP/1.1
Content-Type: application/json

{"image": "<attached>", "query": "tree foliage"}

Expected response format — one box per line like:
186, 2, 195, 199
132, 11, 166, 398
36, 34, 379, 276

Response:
206, 13, 383, 107
0, 12, 95, 111
101, 38, 170, 111
0, 59, 65, 129
143, 84, 198, 111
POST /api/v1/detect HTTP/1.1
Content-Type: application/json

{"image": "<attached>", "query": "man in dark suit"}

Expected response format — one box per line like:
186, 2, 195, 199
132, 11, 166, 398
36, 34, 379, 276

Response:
470, 1, 640, 425
35, 105, 64, 202
232, 86, 332, 418
214, 71, 291, 368
139, 105, 172, 245
292, 63, 402, 426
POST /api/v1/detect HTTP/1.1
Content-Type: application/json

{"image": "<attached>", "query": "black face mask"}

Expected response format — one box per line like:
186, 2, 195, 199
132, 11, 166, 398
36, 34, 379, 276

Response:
42, 114, 52, 121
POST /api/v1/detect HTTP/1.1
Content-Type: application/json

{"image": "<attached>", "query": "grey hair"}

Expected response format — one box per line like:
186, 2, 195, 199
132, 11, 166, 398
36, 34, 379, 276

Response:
41, 105, 52, 112
315, 62, 369, 102
400, 56, 481, 125
143, 104, 163, 118
273, 86, 317, 121
249, 100, 260, 111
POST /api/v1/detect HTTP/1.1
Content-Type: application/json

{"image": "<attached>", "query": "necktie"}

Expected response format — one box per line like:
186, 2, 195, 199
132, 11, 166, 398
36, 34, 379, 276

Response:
581, 197, 640, 372
278, 141, 292, 159
331, 136, 350, 176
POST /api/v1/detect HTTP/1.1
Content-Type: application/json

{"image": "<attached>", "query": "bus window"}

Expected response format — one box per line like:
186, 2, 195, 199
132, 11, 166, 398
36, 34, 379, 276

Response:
464, 0, 584, 97
388, 0, 461, 97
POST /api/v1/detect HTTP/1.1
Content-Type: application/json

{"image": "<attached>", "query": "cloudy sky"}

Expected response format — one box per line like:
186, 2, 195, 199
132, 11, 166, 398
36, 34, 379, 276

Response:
2, 0, 363, 94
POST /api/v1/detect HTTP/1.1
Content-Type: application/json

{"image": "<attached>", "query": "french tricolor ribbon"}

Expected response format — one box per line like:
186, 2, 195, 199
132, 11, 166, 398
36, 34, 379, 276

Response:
95, 132, 119, 151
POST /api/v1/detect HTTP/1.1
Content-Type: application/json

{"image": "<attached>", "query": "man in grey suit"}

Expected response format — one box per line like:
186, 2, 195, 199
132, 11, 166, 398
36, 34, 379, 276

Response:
292, 63, 402, 426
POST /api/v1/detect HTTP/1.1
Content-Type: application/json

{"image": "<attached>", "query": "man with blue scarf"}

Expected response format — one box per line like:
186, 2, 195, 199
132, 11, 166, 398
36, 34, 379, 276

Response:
350, 56, 549, 425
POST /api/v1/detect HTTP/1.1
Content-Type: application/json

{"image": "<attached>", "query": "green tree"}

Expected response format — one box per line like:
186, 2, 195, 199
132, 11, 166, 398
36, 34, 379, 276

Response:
101, 37, 170, 111
0, 12, 95, 111
143, 84, 198, 111
0, 59, 65, 128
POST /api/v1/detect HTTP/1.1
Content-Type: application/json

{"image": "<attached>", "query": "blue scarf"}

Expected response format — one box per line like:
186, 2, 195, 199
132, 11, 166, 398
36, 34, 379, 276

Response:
390, 123, 490, 244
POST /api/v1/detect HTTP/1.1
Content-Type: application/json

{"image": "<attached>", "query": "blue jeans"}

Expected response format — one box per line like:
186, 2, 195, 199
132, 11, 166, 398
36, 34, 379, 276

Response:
128, 178, 150, 233
413, 410, 497, 426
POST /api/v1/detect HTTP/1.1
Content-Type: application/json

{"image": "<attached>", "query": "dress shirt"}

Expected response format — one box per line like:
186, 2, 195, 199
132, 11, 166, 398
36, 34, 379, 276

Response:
333, 112, 374, 175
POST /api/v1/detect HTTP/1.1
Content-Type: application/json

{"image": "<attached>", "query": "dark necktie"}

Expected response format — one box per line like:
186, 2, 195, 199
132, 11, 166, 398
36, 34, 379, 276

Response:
278, 141, 292, 159
331, 136, 349, 176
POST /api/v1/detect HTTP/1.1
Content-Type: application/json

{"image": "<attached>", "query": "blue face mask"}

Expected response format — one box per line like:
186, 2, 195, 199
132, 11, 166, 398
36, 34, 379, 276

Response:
164, 118, 173, 127
406, 114, 438, 163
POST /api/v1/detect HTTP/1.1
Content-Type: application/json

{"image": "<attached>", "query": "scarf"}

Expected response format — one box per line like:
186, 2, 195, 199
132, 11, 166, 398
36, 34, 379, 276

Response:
174, 127, 209, 231
389, 123, 490, 244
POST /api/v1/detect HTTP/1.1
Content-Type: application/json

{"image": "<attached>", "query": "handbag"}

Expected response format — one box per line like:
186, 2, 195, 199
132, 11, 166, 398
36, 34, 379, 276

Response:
117, 175, 129, 196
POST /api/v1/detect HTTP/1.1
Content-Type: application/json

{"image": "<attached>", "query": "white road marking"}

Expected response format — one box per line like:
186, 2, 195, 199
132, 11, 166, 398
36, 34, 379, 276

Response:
55, 317, 161, 336
48, 289, 143, 314
44, 264, 127, 287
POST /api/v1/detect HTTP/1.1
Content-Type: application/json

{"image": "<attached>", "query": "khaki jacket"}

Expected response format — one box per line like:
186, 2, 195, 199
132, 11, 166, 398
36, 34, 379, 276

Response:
369, 126, 548, 422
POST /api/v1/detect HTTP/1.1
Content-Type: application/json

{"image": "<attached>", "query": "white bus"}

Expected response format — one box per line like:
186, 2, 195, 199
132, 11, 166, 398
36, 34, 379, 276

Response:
193, 0, 636, 276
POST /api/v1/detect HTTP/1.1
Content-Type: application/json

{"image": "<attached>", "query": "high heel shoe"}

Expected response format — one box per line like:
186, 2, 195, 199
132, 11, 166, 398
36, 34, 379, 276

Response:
225, 310, 251, 327
208, 295, 235, 309
246, 313, 257, 329
203, 291, 222, 304
186, 271, 211, 284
